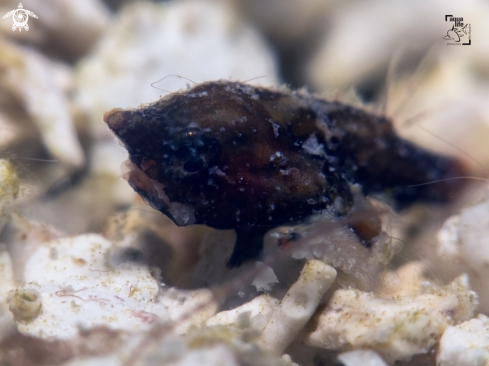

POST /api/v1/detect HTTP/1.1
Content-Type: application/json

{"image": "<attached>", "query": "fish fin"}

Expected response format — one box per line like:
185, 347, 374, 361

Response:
226, 226, 269, 268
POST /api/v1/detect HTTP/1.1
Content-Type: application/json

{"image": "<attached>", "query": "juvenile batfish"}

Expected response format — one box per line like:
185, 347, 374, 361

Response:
103, 81, 466, 267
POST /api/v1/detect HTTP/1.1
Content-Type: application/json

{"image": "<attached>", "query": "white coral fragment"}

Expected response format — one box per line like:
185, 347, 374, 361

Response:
0, 160, 19, 233
306, 275, 477, 363
252, 261, 279, 292
438, 314, 489, 366
206, 294, 279, 332
17, 234, 216, 339
158, 287, 217, 335
437, 195, 489, 273
338, 350, 388, 366
0, 40, 83, 167
0, 245, 16, 340
165, 344, 240, 366
258, 260, 337, 354
377, 262, 424, 298
207, 260, 337, 355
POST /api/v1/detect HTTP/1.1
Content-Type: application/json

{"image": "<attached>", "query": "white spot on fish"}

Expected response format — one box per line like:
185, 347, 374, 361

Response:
302, 134, 325, 156
268, 119, 280, 137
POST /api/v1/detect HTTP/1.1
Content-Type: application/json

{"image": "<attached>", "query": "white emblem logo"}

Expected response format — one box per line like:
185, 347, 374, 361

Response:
3, 3, 38, 32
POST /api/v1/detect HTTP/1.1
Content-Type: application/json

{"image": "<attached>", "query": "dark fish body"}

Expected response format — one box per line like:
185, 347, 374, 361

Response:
103, 81, 466, 266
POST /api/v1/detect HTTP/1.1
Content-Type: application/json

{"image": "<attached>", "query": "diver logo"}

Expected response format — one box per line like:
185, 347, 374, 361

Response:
443, 15, 471, 46
3, 3, 38, 32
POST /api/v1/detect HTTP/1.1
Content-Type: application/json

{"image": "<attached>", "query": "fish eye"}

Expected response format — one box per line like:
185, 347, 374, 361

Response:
162, 129, 221, 177
175, 146, 194, 160
183, 156, 204, 172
